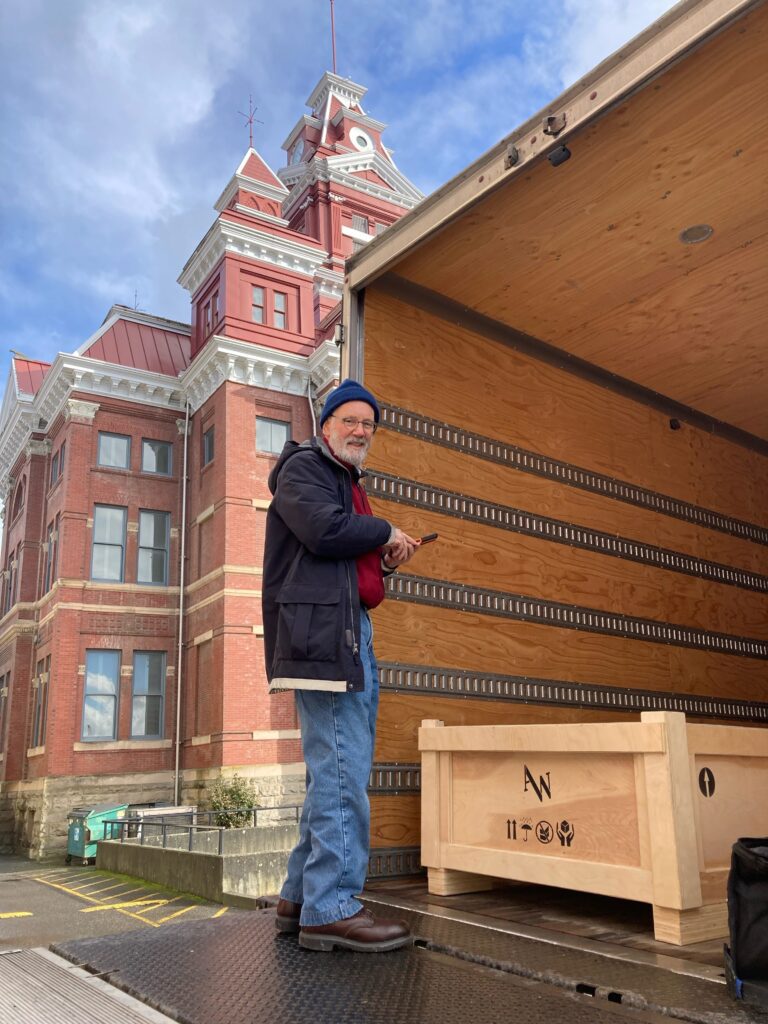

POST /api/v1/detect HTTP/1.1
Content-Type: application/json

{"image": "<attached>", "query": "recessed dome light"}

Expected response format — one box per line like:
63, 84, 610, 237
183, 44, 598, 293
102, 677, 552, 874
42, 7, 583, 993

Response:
679, 224, 714, 244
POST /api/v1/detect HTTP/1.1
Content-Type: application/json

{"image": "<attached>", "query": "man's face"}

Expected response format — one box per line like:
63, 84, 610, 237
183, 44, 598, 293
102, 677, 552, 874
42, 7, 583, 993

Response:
322, 399, 376, 469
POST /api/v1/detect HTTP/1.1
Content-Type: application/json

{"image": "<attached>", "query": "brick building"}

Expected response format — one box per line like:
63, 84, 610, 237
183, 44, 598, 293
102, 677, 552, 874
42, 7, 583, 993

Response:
0, 71, 422, 857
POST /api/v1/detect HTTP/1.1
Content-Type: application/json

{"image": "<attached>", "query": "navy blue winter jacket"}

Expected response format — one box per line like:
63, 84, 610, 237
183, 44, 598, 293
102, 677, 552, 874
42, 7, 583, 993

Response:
262, 438, 392, 693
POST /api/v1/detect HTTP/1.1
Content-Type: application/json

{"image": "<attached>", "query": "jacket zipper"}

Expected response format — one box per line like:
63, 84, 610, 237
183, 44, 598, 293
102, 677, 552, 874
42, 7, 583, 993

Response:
344, 561, 359, 663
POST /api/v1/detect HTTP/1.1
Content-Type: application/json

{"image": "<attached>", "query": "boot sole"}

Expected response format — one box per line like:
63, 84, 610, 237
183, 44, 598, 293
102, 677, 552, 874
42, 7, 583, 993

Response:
298, 931, 412, 952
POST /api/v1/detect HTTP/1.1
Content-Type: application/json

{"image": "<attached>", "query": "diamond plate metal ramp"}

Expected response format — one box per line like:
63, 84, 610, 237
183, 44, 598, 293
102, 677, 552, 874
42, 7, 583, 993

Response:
53, 910, 682, 1024
362, 897, 768, 1024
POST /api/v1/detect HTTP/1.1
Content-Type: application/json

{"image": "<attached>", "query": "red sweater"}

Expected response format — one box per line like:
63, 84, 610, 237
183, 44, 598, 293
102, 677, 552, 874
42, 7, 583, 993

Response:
350, 475, 386, 610
322, 440, 385, 609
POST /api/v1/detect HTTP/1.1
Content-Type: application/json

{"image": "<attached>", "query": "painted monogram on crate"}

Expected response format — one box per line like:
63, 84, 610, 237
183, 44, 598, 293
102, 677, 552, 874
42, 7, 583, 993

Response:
504, 763, 576, 850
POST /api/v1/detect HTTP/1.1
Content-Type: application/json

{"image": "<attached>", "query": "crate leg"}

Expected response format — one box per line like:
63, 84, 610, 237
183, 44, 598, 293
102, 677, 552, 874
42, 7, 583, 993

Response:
652, 902, 729, 945
427, 867, 495, 896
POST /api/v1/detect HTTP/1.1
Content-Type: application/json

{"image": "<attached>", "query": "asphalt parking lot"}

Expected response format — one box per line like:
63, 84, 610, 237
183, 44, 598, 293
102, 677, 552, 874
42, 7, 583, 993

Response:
0, 857, 236, 950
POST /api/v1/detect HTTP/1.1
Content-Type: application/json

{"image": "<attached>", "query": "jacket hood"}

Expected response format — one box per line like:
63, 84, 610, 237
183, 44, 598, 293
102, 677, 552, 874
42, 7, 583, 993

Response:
267, 436, 362, 494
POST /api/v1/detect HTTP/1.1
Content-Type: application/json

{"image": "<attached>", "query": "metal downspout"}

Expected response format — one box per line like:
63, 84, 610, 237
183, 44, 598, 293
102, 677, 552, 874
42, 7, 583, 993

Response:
174, 400, 190, 805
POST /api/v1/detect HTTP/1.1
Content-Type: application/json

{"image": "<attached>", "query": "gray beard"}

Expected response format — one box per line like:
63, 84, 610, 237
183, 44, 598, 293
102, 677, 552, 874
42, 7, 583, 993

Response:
328, 436, 369, 469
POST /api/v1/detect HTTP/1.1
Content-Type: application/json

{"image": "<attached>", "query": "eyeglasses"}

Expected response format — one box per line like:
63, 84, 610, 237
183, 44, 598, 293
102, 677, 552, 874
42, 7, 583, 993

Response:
330, 415, 378, 434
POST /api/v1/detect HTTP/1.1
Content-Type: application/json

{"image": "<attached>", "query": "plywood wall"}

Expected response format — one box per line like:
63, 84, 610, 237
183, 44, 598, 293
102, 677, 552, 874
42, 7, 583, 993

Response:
362, 288, 768, 850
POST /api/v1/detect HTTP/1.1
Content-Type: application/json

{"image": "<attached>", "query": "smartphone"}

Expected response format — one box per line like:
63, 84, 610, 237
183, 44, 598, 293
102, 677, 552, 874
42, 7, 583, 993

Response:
419, 533, 438, 544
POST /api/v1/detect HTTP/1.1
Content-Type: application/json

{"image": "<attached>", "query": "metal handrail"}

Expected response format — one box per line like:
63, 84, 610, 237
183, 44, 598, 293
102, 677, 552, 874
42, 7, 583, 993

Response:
101, 804, 302, 856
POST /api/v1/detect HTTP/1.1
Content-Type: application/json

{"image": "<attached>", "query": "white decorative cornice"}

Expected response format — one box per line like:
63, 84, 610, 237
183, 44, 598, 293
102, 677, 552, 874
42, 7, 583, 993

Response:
178, 218, 327, 295
64, 398, 100, 423
214, 170, 288, 214
0, 407, 38, 492
180, 336, 313, 413
330, 106, 387, 134
25, 438, 51, 458
308, 340, 340, 395
281, 153, 422, 219
280, 115, 322, 157
306, 72, 367, 117
278, 163, 308, 189
0, 353, 184, 491
233, 204, 289, 228
68, 361, 182, 410
314, 269, 344, 301
327, 151, 423, 200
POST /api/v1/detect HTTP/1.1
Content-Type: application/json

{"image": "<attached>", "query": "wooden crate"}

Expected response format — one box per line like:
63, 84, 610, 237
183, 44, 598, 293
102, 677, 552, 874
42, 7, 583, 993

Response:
419, 711, 768, 945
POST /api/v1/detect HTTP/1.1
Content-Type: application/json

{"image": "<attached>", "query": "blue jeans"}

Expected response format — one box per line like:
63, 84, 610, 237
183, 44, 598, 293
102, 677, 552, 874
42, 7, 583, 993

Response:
280, 610, 379, 926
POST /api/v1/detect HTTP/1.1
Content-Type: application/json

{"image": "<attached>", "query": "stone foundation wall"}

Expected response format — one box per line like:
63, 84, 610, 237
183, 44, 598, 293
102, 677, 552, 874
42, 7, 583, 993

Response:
0, 771, 175, 859
180, 761, 306, 812
0, 762, 307, 859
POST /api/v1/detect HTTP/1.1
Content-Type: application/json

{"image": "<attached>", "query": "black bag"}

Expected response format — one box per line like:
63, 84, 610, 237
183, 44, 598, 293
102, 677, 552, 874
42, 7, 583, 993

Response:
724, 837, 768, 1006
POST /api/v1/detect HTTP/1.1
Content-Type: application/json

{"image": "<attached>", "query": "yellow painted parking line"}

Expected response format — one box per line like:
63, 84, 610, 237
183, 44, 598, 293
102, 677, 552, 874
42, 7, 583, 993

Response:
213, 906, 228, 918
157, 904, 196, 923
133, 899, 171, 915
68, 879, 110, 892
0, 911, 33, 919
101, 885, 148, 901
81, 881, 128, 896
33, 876, 161, 928
81, 899, 168, 913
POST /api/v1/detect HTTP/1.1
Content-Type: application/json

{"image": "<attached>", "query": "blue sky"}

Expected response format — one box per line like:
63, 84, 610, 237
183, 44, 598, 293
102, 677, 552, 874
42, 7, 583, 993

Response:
0, 0, 676, 382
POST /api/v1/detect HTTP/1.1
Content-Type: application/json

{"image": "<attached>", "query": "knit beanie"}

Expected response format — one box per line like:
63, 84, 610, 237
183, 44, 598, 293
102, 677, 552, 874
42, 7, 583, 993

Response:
319, 378, 380, 427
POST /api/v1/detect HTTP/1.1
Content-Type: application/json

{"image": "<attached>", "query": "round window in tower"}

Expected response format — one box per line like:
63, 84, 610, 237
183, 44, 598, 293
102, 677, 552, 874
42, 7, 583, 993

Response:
349, 127, 374, 152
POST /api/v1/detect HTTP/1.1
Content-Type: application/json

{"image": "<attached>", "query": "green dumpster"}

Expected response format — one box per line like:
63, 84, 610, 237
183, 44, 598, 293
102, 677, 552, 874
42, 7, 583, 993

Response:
66, 804, 128, 864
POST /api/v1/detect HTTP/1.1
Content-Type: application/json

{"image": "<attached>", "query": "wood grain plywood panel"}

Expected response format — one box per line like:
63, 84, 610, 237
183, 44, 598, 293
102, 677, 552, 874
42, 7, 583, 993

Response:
364, 291, 768, 526
450, 750, 641, 867
368, 493, 768, 640
369, 429, 768, 576
387, 5, 768, 440
370, 794, 421, 848
371, 598, 768, 705
563, 241, 768, 437
375, 692, 635, 763
685, 426, 768, 533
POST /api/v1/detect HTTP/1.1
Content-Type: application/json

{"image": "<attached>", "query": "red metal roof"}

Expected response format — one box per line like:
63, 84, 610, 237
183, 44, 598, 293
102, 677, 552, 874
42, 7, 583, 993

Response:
240, 151, 284, 188
13, 357, 51, 396
84, 318, 190, 376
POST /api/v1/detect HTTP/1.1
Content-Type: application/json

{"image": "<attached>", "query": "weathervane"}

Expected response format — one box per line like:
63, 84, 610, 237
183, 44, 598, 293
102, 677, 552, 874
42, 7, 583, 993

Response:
330, 0, 337, 74
238, 95, 264, 150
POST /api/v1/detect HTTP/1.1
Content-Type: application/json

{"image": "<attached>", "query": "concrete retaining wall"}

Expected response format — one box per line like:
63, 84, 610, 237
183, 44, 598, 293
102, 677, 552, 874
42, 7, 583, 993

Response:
96, 822, 300, 902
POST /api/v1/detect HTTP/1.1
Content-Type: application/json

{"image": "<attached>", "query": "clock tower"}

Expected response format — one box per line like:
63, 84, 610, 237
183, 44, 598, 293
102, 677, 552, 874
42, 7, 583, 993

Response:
277, 72, 423, 333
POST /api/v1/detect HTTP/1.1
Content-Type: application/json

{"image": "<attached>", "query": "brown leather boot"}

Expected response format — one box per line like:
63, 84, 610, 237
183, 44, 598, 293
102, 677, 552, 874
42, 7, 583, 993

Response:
275, 898, 302, 933
299, 908, 412, 952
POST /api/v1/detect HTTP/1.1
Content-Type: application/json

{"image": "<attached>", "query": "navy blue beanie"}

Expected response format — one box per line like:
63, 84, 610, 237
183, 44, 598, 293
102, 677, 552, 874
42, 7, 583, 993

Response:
320, 378, 380, 427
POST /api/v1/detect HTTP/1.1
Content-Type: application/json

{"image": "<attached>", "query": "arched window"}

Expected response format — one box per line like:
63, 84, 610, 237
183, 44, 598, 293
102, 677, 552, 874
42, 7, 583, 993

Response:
11, 478, 25, 520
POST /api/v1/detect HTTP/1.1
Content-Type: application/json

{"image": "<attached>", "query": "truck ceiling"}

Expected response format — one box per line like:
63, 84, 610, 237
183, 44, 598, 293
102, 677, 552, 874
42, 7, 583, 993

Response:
345, 0, 767, 446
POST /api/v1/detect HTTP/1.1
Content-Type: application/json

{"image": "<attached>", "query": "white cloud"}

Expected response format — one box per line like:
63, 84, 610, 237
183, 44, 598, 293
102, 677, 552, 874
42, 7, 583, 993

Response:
357, 0, 678, 191
0, 0, 680, 385
2, 1, 245, 224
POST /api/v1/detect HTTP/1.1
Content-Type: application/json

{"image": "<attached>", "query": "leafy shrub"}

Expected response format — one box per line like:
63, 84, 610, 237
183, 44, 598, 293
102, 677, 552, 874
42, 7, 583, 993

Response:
209, 774, 256, 828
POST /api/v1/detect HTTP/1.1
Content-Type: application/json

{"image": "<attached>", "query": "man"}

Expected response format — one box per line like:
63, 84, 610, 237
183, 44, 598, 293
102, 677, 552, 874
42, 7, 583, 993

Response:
262, 378, 420, 953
